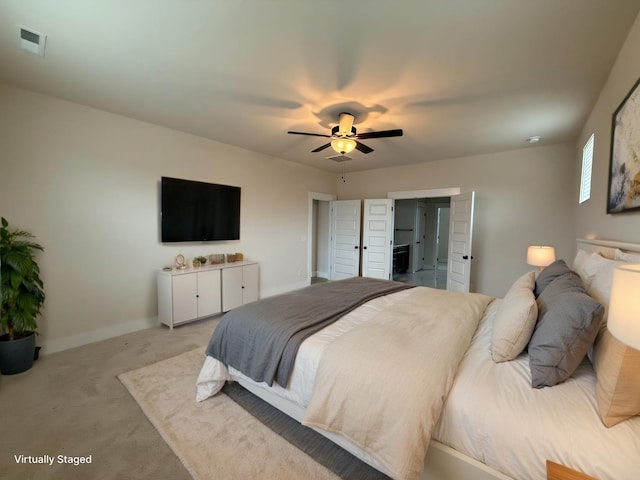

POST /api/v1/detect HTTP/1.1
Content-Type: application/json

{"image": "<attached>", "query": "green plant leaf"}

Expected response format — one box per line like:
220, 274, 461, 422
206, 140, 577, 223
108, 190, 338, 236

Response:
0, 218, 45, 337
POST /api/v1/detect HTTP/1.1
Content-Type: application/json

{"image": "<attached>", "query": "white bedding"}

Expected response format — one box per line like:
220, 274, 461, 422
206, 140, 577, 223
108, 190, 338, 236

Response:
433, 299, 640, 480
197, 287, 428, 405
196, 287, 640, 480
303, 287, 492, 480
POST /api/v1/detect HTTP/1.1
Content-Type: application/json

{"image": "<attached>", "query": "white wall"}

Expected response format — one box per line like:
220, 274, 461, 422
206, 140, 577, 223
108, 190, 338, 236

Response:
574, 12, 640, 242
0, 83, 337, 353
338, 143, 577, 297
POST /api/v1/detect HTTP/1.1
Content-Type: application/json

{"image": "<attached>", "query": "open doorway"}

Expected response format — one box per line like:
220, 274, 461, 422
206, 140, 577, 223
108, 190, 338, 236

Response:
308, 193, 335, 285
307, 188, 470, 290
392, 196, 451, 289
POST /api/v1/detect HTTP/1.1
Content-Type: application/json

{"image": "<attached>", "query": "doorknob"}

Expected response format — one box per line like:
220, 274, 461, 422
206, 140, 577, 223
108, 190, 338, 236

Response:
363, 246, 368, 250
354, 246, 359, 249
462, 255, 474, 260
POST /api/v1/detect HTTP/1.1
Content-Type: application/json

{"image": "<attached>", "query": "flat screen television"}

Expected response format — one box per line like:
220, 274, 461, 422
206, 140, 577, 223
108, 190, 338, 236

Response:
161, 176, 241, 242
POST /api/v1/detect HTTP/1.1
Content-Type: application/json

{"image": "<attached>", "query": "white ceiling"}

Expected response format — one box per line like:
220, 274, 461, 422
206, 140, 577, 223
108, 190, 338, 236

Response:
1, 1, 639, 173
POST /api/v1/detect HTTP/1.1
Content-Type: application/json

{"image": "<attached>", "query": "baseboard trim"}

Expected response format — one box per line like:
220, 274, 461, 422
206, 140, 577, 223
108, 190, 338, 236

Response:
260, 281, 309, 299
40, 316, 158, 355
39, 281, 311, 355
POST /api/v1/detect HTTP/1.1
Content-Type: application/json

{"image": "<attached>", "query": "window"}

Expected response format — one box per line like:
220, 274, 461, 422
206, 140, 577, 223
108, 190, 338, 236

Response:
579, 134, 594, 203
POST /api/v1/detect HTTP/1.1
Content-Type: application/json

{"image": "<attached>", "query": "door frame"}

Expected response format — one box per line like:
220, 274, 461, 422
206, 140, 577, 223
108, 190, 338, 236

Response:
309, 188, 463, 286
388, 187, 461, 286
387, 188, 461, 200
307, 192, 336, 285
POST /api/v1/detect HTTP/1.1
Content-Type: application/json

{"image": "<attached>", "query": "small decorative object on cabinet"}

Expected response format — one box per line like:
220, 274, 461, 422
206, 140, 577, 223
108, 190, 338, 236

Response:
175, 254, 187, 270
157, 260, 259, 329
193, 256, 207, 267
209, 254, 225, 264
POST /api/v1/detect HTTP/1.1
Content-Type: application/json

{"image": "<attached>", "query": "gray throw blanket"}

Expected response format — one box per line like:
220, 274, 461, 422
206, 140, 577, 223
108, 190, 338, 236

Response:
206, 277, 414, 387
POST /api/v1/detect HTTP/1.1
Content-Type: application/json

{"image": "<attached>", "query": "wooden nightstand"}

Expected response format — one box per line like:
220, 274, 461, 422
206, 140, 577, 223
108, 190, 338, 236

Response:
547, 460, 598, 480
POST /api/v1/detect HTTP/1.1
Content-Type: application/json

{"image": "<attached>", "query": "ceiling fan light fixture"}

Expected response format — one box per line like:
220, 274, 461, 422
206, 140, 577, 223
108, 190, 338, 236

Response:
331, 138, 357, 154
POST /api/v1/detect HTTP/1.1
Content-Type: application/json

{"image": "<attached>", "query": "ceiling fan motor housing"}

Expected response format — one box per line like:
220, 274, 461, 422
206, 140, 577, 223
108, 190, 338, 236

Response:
331, 125, 356, 137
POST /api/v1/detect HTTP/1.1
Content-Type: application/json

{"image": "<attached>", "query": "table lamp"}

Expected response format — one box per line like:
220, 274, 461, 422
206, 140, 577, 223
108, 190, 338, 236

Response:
527, 246, 556, 271
607, 264, 640, 351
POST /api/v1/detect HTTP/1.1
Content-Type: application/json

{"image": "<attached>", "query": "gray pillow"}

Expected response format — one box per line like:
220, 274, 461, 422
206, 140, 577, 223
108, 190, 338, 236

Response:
528, 271, 604, 388
534, 259, 572, 297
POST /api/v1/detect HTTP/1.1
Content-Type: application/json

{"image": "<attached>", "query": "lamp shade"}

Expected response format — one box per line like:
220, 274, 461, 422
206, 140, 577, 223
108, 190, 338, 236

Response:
608, 264, 640, 350
331, 138, 356, 154
527, 245, 556, 267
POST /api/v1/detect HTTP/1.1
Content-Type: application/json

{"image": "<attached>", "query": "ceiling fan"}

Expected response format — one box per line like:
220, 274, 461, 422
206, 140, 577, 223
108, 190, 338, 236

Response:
288, 112, 403, 155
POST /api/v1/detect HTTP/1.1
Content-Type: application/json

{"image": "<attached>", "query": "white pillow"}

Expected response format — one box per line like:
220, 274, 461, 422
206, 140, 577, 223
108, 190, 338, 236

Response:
573, 250, 609, 286
573, 249, 590, 280
590, 258, 625, 307
614, 248, 640, 263
507, 269, 535, 292
491, 271, 538, 363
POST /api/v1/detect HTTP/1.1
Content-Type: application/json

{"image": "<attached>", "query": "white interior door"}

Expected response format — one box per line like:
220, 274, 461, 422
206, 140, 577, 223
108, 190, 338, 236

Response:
362, 199, 394, 279
446, 192, 475, 292
330, 200, 361, 280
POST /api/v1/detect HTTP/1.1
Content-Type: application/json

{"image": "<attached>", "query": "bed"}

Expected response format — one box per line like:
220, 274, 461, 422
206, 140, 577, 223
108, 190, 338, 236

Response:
196, 239, 640, 480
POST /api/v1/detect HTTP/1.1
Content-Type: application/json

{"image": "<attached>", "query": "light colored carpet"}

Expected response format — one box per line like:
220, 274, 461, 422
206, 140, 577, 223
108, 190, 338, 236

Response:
0, 318, 218, 480
118, 348, 339, 480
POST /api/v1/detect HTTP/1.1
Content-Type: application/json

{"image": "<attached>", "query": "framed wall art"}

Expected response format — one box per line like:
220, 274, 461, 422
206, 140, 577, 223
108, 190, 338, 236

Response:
607, 77, 640, 214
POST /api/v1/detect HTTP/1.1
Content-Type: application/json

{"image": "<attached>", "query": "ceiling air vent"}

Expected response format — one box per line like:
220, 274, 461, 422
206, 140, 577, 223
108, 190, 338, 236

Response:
19, 27, 47, 56
327, 155, 352, 163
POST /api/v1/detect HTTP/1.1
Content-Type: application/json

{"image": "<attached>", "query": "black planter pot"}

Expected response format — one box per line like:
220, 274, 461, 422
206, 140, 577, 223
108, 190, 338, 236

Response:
0, 332, 36, 375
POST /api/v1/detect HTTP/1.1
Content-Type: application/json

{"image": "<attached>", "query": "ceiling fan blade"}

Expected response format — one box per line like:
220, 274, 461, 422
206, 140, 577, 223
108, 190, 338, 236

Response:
311, 142, 332, 153
355, 129, 403, 140
355, 141, 374, 154
288, 131, 331, 138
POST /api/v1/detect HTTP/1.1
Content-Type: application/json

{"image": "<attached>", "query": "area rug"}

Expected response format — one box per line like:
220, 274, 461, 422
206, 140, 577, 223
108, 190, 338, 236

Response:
118, 348, 362, 480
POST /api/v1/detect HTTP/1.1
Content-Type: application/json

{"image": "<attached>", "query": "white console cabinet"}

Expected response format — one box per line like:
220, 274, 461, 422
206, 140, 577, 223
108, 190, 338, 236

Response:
157, 260, 258, 329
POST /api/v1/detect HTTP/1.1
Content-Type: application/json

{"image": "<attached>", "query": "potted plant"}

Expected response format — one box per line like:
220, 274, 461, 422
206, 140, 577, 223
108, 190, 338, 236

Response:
193, 256, 207, 267
0, 217, 45, 375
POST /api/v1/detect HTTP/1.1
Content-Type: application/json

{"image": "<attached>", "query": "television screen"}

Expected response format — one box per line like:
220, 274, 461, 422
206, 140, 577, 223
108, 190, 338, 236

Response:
161, 177, 241, 242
